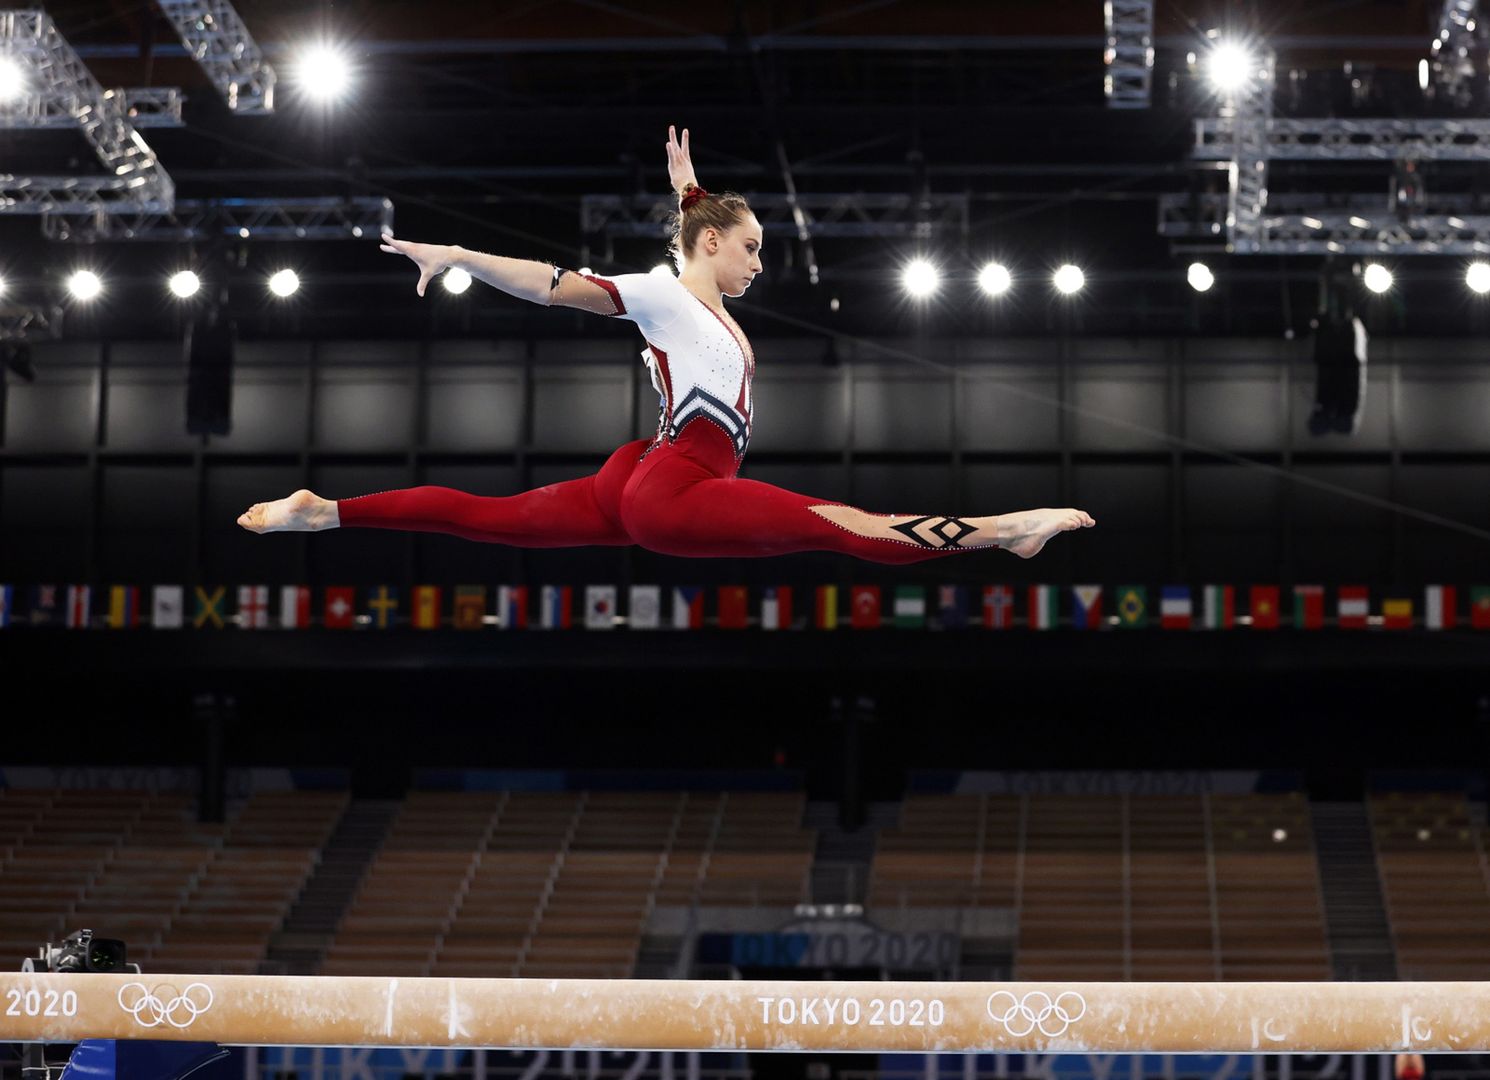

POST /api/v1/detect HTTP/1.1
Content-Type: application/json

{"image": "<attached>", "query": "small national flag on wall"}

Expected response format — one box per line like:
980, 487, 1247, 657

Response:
1337, 585, 1369, 630
454, 586, 487, 630
1293, 585, 1324, 630
628, 585, 660, 630
108, 585, 141, 629
935, 586, 967, 630
1471, 587, 1490, 630
30, 585, 59, 626
323, 586, 356, 630
850, 586, 882, 629
983, 585, 1014, 629
1424, 585, 1456, 631
892, 586, 925, 629
152, 585, 183, 629
194, 586, 227, 630
760, 586, 792, 630
1071, 585, 1103, 629
412, 586, 443, 630
1160, 586, 1192, 630
814, 585, 838, 630
1115, 586, 1147, 629
237, 585, 270, 630
1027, 585, 1057, 630
66, 585, 91, 629
498, 586, 527, 630
365, 585, 399, 630
1203, 585, 1235, 630
1381, 597, 1413, 630
672, 586, 705, 629
280, 586, 311, 629
1250, 585, 1280, 630
540, 586, 572, 629
585, 585, 617, 630
717, 586, 749, 629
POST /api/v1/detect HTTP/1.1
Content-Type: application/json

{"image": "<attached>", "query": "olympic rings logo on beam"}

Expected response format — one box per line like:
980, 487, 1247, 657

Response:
117, 982, 215, 1028
985, 990, 1087, 1038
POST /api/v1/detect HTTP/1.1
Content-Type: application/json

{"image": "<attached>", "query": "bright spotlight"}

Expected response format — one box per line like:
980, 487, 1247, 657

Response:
1467, 262, 1490, 294
1206, 42, 1256, 93
1187, 262, 1215, 292
901, 258, 940, 299
68, 270, 102, 301
0, 275, 6, 297
168, 270, 200, 299
0, 57, 24, 102
443, 267, 472, 294
296, 44, 353, 102
1053, 264, 1085, 295
268, 269, 300, 297
1362, 263, 1393, 294
977, 262, 1012, 297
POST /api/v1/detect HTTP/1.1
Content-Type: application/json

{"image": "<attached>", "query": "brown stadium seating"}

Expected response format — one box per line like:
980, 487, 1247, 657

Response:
1369, 792, 1490, 979
868, 791, 1331, 981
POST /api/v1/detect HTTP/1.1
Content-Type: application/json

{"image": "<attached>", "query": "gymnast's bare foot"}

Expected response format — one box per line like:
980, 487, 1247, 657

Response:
997, 508, 1095, 559
237, 489, 340, 533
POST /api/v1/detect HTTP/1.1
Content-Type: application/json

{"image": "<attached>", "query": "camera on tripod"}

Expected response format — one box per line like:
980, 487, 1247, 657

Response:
21, 929, 136, 975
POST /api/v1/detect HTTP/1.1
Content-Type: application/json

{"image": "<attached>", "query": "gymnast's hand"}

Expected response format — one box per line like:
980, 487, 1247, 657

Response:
380, 232, 456, 297
666, 124, 699, 198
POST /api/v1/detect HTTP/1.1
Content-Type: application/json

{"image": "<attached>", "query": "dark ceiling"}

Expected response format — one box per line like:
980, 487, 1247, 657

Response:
4, 0, 1484, 343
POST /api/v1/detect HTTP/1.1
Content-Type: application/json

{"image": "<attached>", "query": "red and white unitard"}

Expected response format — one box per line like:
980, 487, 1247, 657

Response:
338, 270, 991, 563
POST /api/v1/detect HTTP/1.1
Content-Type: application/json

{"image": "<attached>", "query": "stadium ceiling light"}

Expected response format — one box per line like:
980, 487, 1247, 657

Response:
1205, 41, 1256, 94
67, 270, 102, 301
1053, 264, 1085, 295
442, 267, 472, 294
0, 274, 6, 297
0, 57, 24, 103
977, 262, 1012, 297
1362, 263, 1393, 294
1187, 262, 1215, 292
168, 270, 201, 299
296, 44, 353, 102
268, 269, 300, 297
901, 258, 940, 299
1466, 262, 1490, 295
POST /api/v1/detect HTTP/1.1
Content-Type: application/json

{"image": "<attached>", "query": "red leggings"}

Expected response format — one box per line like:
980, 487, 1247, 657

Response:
337, 422, 986, 565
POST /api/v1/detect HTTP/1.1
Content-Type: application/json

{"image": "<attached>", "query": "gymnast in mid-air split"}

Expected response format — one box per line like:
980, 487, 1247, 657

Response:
238, 127, 1095, 563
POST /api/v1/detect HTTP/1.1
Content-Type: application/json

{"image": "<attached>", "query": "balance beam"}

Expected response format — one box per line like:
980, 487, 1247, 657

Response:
2, 974, 1485, 1052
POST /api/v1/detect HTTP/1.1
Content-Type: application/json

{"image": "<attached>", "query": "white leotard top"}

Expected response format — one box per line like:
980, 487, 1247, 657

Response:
583, 271, 755, 459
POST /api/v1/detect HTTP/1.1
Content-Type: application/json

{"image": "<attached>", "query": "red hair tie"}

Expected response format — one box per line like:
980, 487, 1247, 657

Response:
680, 186, 710, 212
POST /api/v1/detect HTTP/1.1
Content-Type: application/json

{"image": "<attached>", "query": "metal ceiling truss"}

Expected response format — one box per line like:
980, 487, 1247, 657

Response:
0, 8, 174, 214
1159, 191, 1490, 255
581, 192, 970, 240
1196, 117, 1490, 161
1430, 0, 1481, 103
4, 85, 183, 128
1103, 0, 1154, 109
39, 196, 395, 242
153, 0, 274, 113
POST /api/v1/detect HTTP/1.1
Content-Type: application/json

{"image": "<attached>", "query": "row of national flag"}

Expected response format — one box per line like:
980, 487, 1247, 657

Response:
2, 583, 1489, 631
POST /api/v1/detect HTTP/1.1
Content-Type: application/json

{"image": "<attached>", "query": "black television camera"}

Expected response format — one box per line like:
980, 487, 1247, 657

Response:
21, 929, 135, 975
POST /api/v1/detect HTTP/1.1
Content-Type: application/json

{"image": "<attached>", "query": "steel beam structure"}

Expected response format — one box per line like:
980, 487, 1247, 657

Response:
1159, 191, 1490, 254
0, 9, 174, 214
1103, 0, 1154, 108
581, 192, 969, 240
1430, 0, 1481, 103
0, 85, 183, 128
1196, 117, 1490, 160
38, 196, 395, 242
154, 0, 274, 113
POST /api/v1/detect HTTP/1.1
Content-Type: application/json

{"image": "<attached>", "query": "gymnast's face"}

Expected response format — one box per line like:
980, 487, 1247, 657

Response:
699, 216, 764, 298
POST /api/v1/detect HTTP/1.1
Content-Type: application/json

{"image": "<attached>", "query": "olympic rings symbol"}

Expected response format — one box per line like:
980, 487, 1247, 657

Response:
117, 982, 215, 1029
986, 990, 1088, 1038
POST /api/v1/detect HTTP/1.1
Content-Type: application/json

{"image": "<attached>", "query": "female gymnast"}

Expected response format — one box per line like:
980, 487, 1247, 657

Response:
238, 126, 1095, 563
